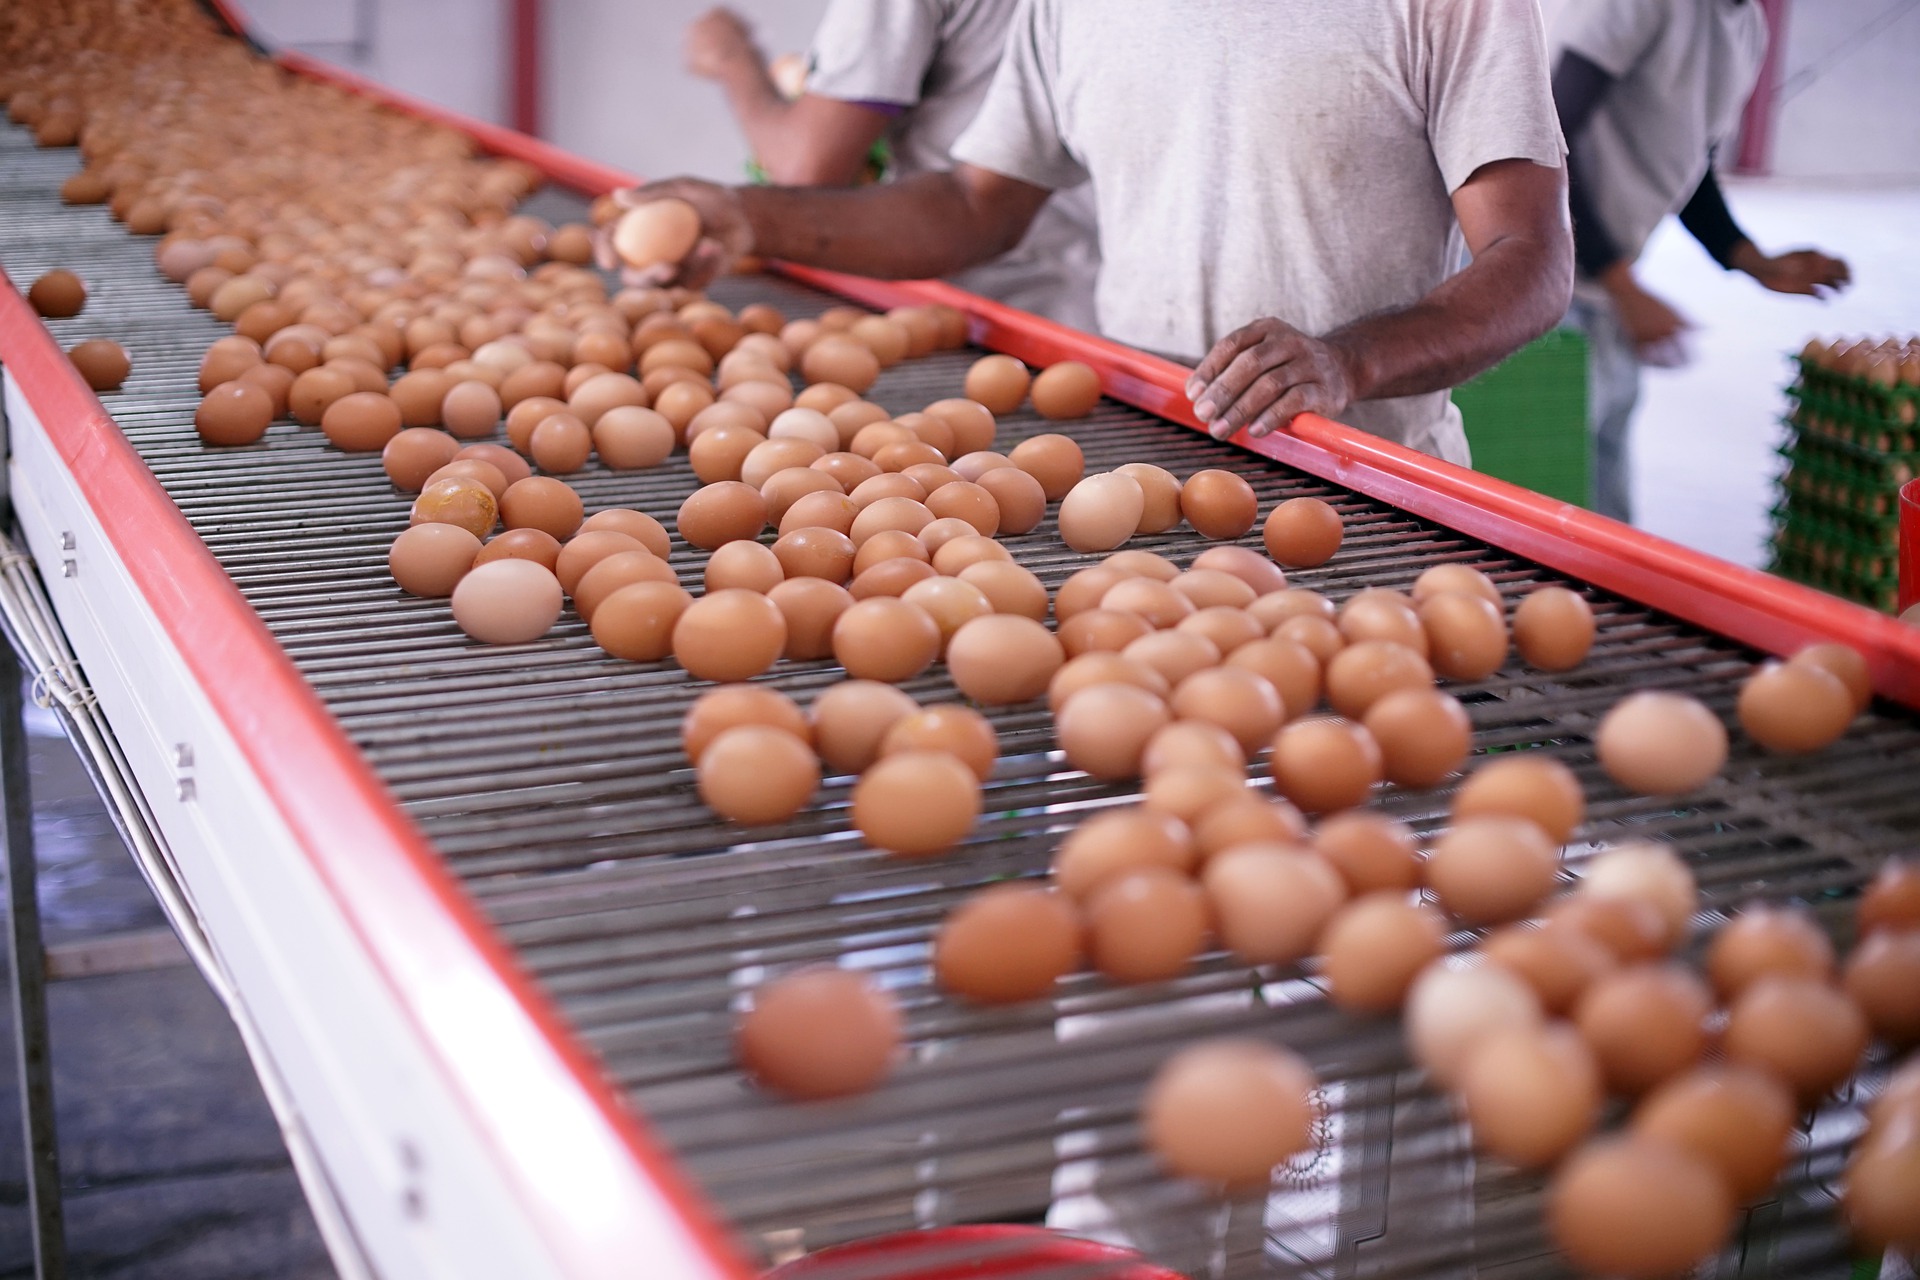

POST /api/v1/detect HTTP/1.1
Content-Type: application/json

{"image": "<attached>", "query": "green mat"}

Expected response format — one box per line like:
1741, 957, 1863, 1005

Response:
1454, 328, 1591, 508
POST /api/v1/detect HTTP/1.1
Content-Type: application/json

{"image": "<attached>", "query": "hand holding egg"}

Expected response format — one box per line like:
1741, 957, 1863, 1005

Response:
601, 181, 751, 289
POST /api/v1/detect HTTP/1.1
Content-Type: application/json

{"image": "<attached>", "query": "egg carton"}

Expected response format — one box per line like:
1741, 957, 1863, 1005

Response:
1768, 515, 1900, 584
1790, 357, 1920, 415
1775, 435, 1920, 492
1781, 405, 1920, 456
1773, 453, 1911, 526
1769, 489, 1901, 546
1766, 546, 1900, 612
1783, 385, 1920, 439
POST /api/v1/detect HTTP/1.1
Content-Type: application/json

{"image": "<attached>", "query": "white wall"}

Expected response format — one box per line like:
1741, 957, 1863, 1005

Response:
229, 0, 509, 126
540, 1, 830, 184
1769, 0, 1920, 181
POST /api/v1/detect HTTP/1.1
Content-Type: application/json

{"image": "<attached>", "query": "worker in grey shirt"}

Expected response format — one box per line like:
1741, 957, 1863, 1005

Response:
628, 0, 1572, 466
1552, 0, 1850, 522
684, 3, 1100, 331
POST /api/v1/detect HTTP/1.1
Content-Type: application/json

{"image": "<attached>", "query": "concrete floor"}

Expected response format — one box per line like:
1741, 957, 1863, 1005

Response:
1630, 180, 1920, 569
0, 699, 335, 1279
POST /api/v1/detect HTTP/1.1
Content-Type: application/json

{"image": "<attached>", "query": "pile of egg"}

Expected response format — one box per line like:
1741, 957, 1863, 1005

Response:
1802, 336, 1920, 388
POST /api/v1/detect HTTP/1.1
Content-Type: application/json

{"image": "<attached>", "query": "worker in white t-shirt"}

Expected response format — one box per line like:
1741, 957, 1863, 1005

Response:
684, 3, 1100, 331
1552, 0, 1851, 522
633, 0, 1573, 466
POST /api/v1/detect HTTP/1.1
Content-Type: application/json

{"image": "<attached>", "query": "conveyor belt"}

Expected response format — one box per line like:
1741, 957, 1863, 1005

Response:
4, 118, 1915, 1279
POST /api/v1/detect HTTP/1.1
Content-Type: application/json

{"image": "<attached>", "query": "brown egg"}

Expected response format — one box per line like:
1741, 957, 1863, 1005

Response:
957, 561, 1048, 620
1059, 610, 1155, 659
701, 540, 784, 594
1575, 964, 1712, 1095
922, 399, 998, 456
1632, 1066, 1795, 1203
1055, 684, 1172, 780
823, 597, 937, 682
677, 482, 768, 551
770, 527, 856, 584
390, 370, 456, 428
1171, 667, 1285, 756
1171, 572, 1259, 614
1008, 434, 1084, 501
1579, 842, 1698, 949
1452, 755, 1585, 844
1461, 1024, 1604, 1169
1323, 640, 1434, 719
1143, 1040, 1316, 1186
573, 552, 676, 621
1224, 638, 1321, 722
236, 364, 294, 418
450, 559, 564, 644
1513, 586, 1596, 671
654, 381, 716, 436
801, 335, 881, 393
68, 339, 130, 392
1191, 545, 1289, 598
1845, 928, 1920, 1046
743, 438, 827, 490
388, 524, 481, 597
1054, 566, 1132, 623
1790, 642, 1872, 714
1274, 614, 1345, 665
1142, 722, 1245, 775
1723, 975, 1869, 1103
1268, 717, 1382, 814
592, 406, 675, 469
1843, 1126, 1920, 1255
612, 198, 702, 269
736, 967, 901, 1101
671, 589, 786, 682
829, 401, 893, 448
200, 337, 263, 394
1100, 579, 1194, 632
1319, 893, 1447, 1013
964, 355, 1031, 415
945, 614, 1065, 705
581, 508, 670, 558
383, 428, 463, 491
934, 537, 1018, 580
1313, 812, 1421, 895
1337, 592, 1428, 657
567, 373, 647, 427
1481, 920, 1617, 1015
850, 496, 936, 548
1547, 895, 1671, 964
1546, 1136, 1734, 1279
498, 476, 584, 540
1419, 592, 1508, 681
29, 269, 86, 318
1406, 959, 1545, 1088
851, 528, 930, 574
880, 705, 998, 781
697, 725, 819, 825
1085, 868, 1209, 983
782, 491, 860, 538
1053, 808, 1199, 907
1595, 692, 1728, 796
1707, 906, 1836, 1001
850, 472, 926, 510
1030, 361, 1102, 420
966, 467, 1043, 536
1737, 660, 1854, 754
689, 423, 768, 485
1180, 470, 1259, 540
441, 380, 504, 438
935, 884, 1082, 1003
1051, 653, 1171, 714
852, 750, 981, 857
411, 477, 499, 539
1203, 845, 1345, 965
762, 468, 844, 523
1262, 497, 1343, 567
767, 578, 854, 660
810, 681, 920, 774
1426, 816, 1558, 925
1361, 687, 1471, 788
850, 559, 938, 600
1111, 462, 1183, 534
1412, 563, 1502, 608
1860, 859, 1920, 936
924, 481, 999, 536
900, 577, 992, 649
195, 381, 274, 446
476, 528, 566, 574
1103, 550, 1177, 582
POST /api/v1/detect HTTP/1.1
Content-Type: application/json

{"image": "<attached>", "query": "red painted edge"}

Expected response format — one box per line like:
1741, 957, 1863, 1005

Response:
1735, 0, 1789, 176
0, 183, 748, 1280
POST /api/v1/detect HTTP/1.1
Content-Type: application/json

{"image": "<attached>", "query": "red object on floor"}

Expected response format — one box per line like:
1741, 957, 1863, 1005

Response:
764, 1226, 1184, 1280
1900, 479, 1920, 613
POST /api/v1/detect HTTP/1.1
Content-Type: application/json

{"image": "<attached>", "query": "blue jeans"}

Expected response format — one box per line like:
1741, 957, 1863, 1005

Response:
1563, 292, 1643, 523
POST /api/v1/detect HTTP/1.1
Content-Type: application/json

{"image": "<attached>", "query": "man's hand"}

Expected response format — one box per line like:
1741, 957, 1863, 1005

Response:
1600, 263, 1691, 349
1733, 244, 1852, 298
685, 8, 759, 82
594, 179, 754, 290
1185, 318, 1359, 441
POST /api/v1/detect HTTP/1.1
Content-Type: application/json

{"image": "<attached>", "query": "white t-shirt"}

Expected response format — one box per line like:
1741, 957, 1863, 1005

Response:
950, 0, 1566, 464
1553, 0, 1768, 268
807, 0, 1101, 331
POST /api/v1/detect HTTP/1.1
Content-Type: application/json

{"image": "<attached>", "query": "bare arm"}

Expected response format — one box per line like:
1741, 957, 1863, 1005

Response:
1187, 157, 1574, 440
685, 8, 892, 187
612, 165, 1051, 288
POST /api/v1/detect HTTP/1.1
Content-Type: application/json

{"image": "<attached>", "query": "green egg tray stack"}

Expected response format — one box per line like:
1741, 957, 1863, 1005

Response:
1768, 349, 1920, 613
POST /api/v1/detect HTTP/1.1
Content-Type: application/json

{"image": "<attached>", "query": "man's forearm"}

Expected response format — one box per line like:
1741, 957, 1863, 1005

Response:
713, 56, 800, 166
1327, 231, 1572, 403
737, 174, 1031, 280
